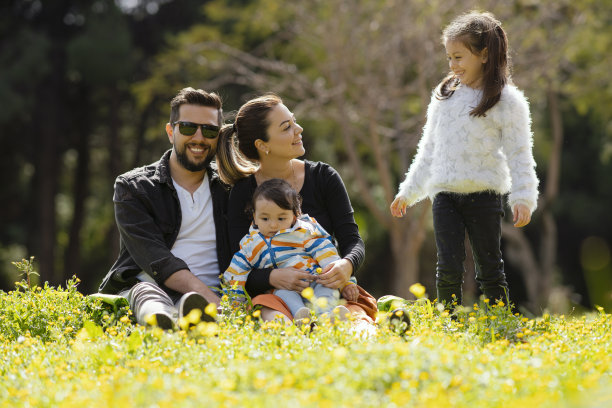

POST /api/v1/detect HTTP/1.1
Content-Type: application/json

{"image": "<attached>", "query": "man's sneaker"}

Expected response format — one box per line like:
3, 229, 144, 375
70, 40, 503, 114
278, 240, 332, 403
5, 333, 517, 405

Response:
178, 292, 215, 323
145, 311, 175, 330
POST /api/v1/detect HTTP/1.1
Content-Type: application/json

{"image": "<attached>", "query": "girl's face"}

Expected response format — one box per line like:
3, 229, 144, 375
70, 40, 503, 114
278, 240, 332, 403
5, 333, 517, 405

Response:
445, 39, 487, 89
253, 198, 296, 237
259, 103, 305, 159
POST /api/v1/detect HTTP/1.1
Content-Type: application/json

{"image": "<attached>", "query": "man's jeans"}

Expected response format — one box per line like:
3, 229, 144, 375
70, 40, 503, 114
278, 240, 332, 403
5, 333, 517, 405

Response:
120, 281, 181, 325
432, 191, 508, 306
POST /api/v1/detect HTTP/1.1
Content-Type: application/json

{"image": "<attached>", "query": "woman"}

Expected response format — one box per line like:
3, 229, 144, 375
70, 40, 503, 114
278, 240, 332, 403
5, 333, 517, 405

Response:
217, 94, 377, 323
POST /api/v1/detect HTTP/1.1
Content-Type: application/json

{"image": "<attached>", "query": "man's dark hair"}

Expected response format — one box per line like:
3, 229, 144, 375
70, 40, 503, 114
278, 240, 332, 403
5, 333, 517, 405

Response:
169, 87, 223, 125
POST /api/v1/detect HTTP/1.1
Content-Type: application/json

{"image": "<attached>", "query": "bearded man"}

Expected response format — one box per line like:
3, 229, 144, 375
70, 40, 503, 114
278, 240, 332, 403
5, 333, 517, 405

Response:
99, 88, 231, 329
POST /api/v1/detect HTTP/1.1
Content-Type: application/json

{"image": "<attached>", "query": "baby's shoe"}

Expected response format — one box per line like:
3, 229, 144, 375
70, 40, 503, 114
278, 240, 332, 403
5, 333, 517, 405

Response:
331, 305, 350, 323
294, 307, 312, 324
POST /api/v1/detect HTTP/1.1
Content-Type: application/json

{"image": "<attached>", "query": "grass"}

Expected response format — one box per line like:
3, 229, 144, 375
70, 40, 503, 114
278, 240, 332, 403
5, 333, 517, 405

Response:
0, 270, 610, 407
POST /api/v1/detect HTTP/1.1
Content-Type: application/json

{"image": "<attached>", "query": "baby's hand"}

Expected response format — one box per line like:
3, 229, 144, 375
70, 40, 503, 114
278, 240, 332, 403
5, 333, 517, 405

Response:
390, 196, 409, 217
341, 283, 359, 302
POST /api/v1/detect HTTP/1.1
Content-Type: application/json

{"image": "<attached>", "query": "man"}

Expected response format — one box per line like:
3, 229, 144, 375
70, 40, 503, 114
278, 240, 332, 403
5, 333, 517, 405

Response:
99, 87, 231, 329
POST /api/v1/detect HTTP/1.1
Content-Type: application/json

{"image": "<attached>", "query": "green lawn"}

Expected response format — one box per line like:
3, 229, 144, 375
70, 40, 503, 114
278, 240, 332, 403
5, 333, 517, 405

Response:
0, 278, 610, 407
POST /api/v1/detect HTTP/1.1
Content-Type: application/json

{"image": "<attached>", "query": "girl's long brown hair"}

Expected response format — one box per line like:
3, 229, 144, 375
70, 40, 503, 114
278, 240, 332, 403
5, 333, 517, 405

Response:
436, 11, 511, 117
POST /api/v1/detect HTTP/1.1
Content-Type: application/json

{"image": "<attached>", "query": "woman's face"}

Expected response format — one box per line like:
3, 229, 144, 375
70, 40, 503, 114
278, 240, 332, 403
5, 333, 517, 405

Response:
262, 103, 305, 159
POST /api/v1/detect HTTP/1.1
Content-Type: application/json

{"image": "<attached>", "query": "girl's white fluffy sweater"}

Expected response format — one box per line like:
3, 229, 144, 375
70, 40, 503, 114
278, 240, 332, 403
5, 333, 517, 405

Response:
397, 84, 539, 213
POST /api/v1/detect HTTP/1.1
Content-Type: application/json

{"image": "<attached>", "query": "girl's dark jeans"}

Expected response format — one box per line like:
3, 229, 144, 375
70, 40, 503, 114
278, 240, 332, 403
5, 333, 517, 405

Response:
432, 191, 509, 306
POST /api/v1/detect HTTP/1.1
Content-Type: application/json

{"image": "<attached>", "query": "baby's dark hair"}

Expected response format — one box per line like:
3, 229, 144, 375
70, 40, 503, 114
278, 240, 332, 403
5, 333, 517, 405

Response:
251, 178, 302, 217
436, 11, 511, 117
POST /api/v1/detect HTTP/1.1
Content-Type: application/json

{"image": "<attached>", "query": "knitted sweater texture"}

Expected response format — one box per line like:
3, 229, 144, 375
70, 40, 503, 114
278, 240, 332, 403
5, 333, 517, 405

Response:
397, 84, 539, 212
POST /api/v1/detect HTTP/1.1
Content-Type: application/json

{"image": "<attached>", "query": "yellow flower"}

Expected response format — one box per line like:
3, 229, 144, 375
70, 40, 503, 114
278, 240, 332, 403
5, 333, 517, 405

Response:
332, 347, 348, 361
205, 303, 217, 318
197, 322, 219, 337
409, 283, 426, 298
315, 267, 322, 274
301, 287, 315, 300
315, 297, 329, 309
186, 309, 203, 324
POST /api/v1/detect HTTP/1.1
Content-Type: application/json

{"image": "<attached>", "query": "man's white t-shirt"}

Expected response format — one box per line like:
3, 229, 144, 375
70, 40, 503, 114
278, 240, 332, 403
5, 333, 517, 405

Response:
170, 174, 220, 290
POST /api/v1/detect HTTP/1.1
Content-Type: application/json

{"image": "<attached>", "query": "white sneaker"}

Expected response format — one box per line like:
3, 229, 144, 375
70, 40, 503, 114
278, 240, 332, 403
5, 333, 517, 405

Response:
332, 305, 350, 323
294, 307, 312, 324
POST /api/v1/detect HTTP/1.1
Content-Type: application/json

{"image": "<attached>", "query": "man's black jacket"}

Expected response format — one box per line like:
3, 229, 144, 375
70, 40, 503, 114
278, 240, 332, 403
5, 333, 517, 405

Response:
99, 150, 231, 295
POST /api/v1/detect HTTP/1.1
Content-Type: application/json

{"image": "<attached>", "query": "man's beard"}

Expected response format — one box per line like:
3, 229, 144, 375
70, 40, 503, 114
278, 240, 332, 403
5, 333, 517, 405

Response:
175, 142, 215, 172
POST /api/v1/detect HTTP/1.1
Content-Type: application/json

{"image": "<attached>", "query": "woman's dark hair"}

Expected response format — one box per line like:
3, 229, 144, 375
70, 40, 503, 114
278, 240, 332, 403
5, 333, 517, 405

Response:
250, 178, 302, 218
217, 94, 283, 185
436, 11, 511, 117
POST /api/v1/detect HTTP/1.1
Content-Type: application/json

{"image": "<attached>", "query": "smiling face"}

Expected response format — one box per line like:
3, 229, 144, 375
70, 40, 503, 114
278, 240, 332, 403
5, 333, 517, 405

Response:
253, 198, 296, 237
258, 103, 305, 159
167, 104, 219, 172
445, 39, 487, 89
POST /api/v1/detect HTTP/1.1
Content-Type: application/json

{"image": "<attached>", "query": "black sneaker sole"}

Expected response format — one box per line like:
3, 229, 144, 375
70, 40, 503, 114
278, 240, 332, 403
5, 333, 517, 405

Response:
179, 293, 215, 323
149, 313, 175, 330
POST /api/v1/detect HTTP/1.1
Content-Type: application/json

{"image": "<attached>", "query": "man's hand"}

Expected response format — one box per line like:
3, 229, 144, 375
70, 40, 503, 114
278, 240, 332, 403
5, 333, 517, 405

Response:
317, 259, 353, 289
164, 269, 221, 305
269, 268, 315, 291
512, 203, 531, 228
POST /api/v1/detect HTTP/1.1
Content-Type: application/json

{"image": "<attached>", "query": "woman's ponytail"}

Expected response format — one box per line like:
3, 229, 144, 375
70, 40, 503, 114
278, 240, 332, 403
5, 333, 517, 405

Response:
216, 124, 258, 185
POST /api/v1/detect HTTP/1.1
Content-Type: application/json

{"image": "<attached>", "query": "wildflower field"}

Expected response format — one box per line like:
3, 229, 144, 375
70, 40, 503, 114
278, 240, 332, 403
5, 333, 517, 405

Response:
1, 276, 611, 407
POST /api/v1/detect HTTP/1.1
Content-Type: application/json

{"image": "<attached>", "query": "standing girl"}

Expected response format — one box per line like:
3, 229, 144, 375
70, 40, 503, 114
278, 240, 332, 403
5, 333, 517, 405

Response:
390, 11, 539, 306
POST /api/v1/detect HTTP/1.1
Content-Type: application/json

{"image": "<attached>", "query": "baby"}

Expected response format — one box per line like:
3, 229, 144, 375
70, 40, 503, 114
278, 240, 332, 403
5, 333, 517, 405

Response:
224, 178, 358, 321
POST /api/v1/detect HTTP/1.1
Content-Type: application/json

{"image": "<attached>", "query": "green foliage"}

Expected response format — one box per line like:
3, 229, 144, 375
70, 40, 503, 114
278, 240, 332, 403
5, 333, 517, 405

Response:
0, 260, 130, 343
67, 7, 135, 85
0, 280, 611, 407
0, 28, 51, 123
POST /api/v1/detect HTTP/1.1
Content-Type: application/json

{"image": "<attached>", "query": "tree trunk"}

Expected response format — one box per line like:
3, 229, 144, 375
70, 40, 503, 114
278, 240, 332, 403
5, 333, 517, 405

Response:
35, 47, 65, 285
537, 87, 564, 308
64, 87, 91, 283
389, 203, 429, 299
502, 222, 541, 312
107, 88, 123, 263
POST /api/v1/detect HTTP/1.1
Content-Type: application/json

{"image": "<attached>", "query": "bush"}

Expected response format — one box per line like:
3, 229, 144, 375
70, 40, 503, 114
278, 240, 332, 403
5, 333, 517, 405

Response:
0, 258, 130, 343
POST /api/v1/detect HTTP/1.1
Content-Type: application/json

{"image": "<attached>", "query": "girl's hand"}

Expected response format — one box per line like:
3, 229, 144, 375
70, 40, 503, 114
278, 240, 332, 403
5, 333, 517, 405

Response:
512, 203, 531, 228
390, 196, 409, 217
341, 283, 359, 302
269, 268, 315, 291
317, 259, 353, 289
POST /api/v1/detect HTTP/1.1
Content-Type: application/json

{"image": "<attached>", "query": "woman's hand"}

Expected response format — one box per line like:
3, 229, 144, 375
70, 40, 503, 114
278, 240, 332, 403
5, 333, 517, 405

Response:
390, 196, 409, 217
341, 283, 359, 302
317, 259, 353, 289
512, 203, 531, 228
269, 267, 315, 291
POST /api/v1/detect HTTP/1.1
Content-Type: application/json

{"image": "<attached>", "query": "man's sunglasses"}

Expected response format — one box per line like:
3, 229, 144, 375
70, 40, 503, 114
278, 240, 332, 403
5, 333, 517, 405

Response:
173, 121, 220, 139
